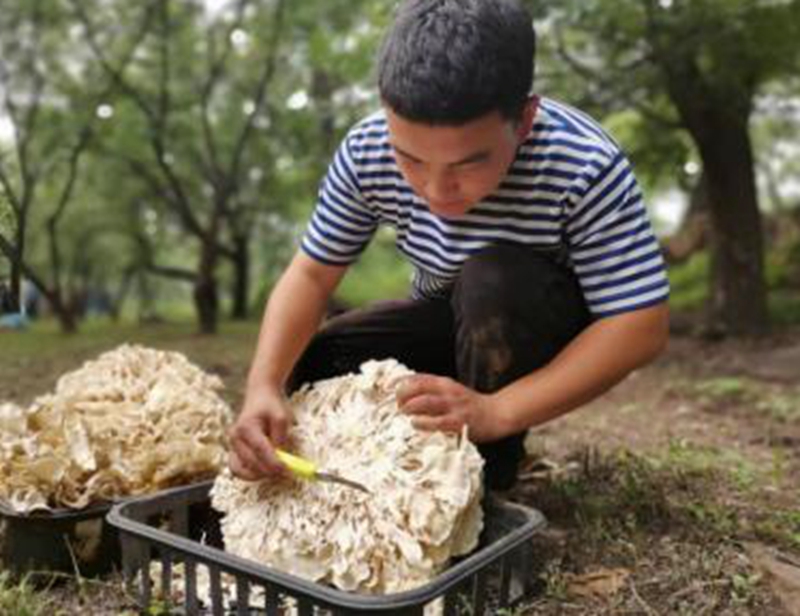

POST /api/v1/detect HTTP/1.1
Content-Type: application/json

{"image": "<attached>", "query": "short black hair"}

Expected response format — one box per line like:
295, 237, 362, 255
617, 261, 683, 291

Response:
378, 0, 536, 125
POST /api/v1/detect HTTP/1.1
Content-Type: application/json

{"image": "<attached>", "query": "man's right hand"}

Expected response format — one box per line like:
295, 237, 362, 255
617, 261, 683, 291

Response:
228, 387, 293, 481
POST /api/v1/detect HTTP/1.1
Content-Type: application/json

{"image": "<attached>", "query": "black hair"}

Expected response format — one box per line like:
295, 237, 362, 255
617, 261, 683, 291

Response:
377, 0, 536, 125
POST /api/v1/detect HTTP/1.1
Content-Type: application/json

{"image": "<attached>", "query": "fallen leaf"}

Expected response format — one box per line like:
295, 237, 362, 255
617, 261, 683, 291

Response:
745, 542, 800, 616
566, 567, 632, 599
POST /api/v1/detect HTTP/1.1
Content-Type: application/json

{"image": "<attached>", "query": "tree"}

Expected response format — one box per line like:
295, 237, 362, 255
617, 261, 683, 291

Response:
532, 0, 800, 335
74, 0, 287, 333
0, 0, 145, 331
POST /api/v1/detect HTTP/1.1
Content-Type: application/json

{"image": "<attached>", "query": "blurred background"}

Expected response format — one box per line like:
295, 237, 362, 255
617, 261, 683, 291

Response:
1, 0, 798, 338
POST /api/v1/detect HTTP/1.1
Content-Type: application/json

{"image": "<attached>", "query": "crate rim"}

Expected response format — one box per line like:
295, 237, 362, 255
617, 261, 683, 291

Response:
107, 479, 546, 611
0, 499, 114, 521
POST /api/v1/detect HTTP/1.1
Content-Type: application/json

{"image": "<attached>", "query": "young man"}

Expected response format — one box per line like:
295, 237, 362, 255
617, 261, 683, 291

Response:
229, 0, 669, 490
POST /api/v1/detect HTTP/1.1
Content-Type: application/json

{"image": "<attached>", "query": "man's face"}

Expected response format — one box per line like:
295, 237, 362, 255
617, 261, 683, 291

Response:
385, 101, 536, 219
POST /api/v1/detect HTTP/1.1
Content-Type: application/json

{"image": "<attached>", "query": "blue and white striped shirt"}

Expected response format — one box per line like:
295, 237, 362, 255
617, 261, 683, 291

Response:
301, 98, 669, 317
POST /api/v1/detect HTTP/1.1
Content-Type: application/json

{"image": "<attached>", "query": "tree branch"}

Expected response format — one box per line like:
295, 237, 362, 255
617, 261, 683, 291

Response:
200, 0, 250, 185
0, 230, 53, 303
130, 224, 198, 283
70, 0, 160, 124
227, 0, 286, 189
553, 22, 682, 130
46, 126, 94, 291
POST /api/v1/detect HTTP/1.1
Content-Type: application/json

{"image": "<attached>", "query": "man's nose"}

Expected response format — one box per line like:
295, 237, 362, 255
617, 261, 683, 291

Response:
425, 169, 458, 202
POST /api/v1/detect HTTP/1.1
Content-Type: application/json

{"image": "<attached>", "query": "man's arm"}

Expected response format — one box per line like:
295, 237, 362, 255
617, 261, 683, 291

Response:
398, 302, 669, 441
228, 251, 348, 479
490, 302, 668, 435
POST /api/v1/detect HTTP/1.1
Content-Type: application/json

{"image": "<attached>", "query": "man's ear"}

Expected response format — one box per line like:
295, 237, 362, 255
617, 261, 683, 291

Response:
515, 96, 539, 142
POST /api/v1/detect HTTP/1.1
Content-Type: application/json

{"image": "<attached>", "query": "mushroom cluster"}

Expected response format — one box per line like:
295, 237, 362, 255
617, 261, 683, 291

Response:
211, 359, 485, 594
0, 344, 232, 513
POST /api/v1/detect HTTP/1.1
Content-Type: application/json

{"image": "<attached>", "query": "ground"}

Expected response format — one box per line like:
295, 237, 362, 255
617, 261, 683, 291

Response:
0, 321, 798, 614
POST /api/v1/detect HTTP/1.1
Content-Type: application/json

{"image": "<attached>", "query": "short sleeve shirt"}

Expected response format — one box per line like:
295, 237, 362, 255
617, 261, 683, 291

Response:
301, 97, 669, 317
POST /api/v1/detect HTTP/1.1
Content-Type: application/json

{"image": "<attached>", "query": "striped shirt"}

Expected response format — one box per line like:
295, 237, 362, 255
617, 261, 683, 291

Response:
301, 97, 669, 317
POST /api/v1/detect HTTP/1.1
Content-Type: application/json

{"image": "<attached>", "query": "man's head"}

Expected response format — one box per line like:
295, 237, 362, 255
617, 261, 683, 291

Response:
378, 0, 536, 125
377, 0, 538, 218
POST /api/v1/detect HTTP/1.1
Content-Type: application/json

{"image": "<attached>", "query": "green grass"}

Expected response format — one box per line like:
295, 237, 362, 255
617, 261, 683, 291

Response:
0, 573, 52, 616
0, 317, 259, 356
526, 443, 796, 548
667, 249, 800, 325
670, 376, 800, 424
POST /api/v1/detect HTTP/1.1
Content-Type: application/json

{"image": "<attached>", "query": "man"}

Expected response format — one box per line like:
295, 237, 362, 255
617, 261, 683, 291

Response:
229, 0, 669, 490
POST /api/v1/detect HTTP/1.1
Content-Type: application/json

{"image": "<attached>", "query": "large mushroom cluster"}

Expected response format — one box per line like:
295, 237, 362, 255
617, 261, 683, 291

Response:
0, 344, 232, 513
211, 359, 485, 594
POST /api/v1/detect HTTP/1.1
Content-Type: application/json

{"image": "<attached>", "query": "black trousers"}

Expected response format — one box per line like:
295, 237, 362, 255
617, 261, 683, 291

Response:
289, 244, 591, 490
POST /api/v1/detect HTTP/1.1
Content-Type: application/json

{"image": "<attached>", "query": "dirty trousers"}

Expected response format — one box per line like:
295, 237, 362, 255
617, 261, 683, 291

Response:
290, 244, 591, 490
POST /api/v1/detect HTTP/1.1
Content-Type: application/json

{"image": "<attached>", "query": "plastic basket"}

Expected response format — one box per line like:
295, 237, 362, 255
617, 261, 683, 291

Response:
0, 500, 121, 579
108, 480, 546, 615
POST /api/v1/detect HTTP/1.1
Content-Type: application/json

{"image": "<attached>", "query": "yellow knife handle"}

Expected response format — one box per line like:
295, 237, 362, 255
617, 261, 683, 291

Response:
275, 449, 318, 480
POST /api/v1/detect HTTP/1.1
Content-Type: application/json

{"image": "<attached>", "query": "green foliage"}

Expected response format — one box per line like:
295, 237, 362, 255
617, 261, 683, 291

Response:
667, 253, 709, 311
532, 0, 800, 334
335, 229, 412, 307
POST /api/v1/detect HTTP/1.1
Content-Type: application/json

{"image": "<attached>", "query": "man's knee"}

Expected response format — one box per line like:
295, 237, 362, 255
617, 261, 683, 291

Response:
451, 243, 590, 391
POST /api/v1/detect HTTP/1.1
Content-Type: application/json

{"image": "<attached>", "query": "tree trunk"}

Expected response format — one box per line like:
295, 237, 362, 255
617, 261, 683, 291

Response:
194, 241, 219, 334
230, 233, 250, 320
55, 302, 78, 333
45, 288, 78, 334
663, 172, 710, 265
9, 210, 27, 313
693, 117, 768, 336
9, 258, 22, 313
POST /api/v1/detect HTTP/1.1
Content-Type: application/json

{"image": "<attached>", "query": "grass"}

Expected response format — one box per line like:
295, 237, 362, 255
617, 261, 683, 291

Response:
669, 375, 800, 425
0, 573, 52, 616
0, 317, 257, 356
513, 443, 796, 613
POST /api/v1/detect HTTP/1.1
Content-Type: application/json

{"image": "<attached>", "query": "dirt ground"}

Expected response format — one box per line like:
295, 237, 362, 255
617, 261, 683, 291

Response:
1, 324, 799, 614
510, 329, 800, 615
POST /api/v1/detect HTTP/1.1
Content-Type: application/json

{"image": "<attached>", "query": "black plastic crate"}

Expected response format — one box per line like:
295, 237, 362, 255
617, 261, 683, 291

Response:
108, 480, 546, 615
0, 500, 121, 579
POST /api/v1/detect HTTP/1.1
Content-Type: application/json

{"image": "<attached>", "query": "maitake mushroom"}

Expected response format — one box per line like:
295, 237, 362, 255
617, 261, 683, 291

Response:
0, 344, 232, 513
211, 359, 484, 594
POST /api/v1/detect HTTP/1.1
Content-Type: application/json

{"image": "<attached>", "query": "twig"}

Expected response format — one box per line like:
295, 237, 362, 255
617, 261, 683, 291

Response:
667, 578, 727, 603
629, 578, 660, 616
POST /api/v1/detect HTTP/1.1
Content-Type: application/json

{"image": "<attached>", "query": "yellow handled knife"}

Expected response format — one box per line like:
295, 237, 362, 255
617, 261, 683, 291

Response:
275, 449, 370, 494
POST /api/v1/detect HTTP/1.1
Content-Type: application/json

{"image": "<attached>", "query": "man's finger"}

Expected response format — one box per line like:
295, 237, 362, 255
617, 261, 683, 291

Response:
269, 413, 290, 448
400, 394, 449, 416
228, 450, 263, 481
411, 414, 465, 434
239, 427, 286, 475
396, 374, 452, 405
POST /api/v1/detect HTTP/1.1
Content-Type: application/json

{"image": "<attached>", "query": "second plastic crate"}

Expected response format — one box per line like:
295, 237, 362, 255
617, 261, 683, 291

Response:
0, 500, 121, 579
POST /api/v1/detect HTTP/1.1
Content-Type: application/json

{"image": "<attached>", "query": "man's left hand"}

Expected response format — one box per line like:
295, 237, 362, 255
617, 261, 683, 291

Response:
396, 374, 505, 443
